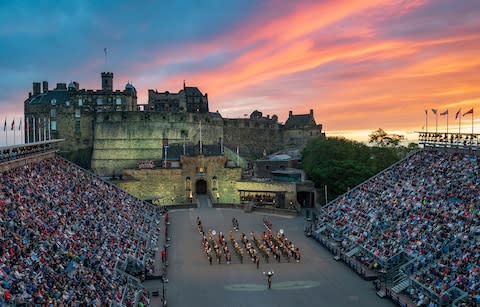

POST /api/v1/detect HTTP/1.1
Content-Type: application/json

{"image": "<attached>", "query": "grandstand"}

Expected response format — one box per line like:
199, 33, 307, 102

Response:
310, 148, 479, 306
0, 141, 168, 306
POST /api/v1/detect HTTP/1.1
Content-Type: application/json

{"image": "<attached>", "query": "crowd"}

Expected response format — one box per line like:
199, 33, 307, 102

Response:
137, 160, 155, 169
315, 149, 479, 304
0, 157, 165, 306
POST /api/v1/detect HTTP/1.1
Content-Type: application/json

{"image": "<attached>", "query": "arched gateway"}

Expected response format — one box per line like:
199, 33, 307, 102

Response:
196, 179, 207, 194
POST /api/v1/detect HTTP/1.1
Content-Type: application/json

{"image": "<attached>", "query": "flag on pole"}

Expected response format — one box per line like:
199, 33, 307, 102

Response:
440, 110, 448, 116
424, 109, 427, 115
455, 109, 461, 119
431, 109, 438, 114
463, 108, 473, 116
104, 47, 107, 56
11, 119, 15, 130
3, 118, 6, 131
18, 118, 22, 130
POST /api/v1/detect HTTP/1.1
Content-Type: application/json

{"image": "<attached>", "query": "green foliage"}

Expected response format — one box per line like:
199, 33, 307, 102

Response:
369, 128, 405, 147
302, 136, 416, 204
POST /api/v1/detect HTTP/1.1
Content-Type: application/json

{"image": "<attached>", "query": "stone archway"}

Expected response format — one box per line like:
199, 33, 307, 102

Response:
196, 179, 207, 194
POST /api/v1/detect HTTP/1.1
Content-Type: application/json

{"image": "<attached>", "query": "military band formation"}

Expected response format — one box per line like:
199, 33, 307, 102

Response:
197, 217, 301, 267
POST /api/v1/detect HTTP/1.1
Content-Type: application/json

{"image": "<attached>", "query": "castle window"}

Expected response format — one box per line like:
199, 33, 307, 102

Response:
75, 120, 80, 133
78, 99, 83, 106
51, 120, 57, 131
65, 100, 70, 107
96, 98, 103, 105
116, 98, 122, 105
50, 108, 56, 118
75, 109, 81, 118
50, 99, 56, 106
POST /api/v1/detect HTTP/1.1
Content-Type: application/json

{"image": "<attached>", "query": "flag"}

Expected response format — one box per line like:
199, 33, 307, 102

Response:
3, 118, 5, 131
463, 108, 473, 116
424, 109, 427, 115
18, 118, 22, 130
10, 119, 15, 130
440, 110, 448, 116
104, 48, 107, 56
455, 109, 461, 119
431, 109, 438, 115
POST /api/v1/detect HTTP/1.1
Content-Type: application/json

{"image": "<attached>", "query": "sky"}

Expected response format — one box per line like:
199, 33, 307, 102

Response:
1, 0, 480, 143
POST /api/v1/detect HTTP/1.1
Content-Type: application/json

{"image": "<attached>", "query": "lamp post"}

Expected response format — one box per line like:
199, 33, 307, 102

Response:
164, 145, 169, 168
263, 270, 274, 289
161, 274, 168, 306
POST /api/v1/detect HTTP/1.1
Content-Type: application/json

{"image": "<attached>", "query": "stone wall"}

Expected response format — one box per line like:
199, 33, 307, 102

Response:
91, 112, 224, 176
116, 155, 242, 204
223, 118, 283, 159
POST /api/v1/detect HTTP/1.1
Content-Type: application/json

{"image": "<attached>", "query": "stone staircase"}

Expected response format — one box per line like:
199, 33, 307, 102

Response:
345, 246, 361, 258
391, 278, 410, 293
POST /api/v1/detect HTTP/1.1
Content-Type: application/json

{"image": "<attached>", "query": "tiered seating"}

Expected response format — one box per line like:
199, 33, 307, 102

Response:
314, 149, 479, 305
0, 157, 165, 305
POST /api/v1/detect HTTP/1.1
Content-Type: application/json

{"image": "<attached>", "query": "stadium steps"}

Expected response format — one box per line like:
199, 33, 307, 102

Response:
315, 225, 326, 234
345, 246, 360, 257
391, 278, 410, 293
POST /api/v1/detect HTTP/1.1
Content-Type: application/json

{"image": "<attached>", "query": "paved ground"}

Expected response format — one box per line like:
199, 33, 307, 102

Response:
146, 207, 394, 307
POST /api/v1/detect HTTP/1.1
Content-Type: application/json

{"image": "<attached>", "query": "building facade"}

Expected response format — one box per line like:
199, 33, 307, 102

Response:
24, 71, 325, 174
24, 72, 137, 167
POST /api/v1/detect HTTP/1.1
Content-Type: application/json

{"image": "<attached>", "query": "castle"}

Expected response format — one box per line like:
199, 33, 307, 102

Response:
24, 72, 324, 206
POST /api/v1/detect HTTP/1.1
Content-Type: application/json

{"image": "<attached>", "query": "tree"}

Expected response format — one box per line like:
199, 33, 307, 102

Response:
302, 136, 405, 205
368, 128, 405, 147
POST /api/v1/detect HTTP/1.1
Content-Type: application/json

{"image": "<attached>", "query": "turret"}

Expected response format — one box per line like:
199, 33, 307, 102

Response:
101, 72, 114, 91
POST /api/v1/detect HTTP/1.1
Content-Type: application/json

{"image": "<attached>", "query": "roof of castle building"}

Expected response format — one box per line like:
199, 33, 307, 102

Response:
284, 113, 315, 128
27, 89, 71, 105
182, 86, 203, 96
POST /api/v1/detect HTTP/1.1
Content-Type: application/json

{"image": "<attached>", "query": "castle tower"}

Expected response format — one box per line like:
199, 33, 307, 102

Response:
101, 72, 113, 91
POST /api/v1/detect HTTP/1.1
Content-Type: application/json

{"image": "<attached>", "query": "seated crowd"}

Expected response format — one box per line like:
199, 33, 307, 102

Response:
0, 157, 165, 306
315, 149, 479, 305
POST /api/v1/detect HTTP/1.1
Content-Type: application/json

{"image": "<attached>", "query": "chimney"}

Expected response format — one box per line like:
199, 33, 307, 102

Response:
42, 81, 48, 93
56, 83, 67, 90
29, 92, 32, 98
289, 110, 293, 117
32, 82, 41, 96
310, 109, 313, 116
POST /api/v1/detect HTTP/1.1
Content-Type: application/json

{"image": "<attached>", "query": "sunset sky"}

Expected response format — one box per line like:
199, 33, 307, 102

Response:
1, 0, 480, 142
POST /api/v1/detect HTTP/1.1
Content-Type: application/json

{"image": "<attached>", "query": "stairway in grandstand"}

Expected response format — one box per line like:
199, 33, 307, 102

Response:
345, 246, 361, 258
391, 278, 410, 293
197, 194, 212, 208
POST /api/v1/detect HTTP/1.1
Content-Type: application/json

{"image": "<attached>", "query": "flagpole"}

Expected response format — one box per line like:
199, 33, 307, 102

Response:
425, 110, 428, 132
43, 117, 47, 142
199, 120, 203, 155
13, 121, 16, 146
33, 116, 36, 143
48, 117, 51, 140
446, 113, 449, 134
4, 118, 7, 147
459, 114, 461, 134
26, 116, 29, 144
435, 113, 438, 133
472, 110, 474, 135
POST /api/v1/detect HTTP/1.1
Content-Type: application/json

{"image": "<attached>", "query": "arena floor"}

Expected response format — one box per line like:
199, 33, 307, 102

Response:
146, 207, 394, 307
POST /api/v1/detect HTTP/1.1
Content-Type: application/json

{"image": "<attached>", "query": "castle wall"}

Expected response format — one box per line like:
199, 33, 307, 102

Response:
91, 112, 224, 176
116, 155, 242, 203
223, 119, 283, 159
